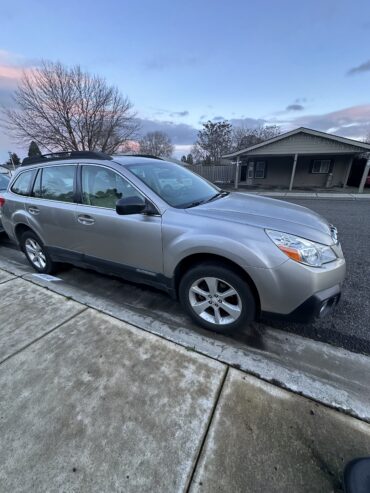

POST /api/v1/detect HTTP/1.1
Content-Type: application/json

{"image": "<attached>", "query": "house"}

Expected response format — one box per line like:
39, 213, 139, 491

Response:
223, 127, 370, 193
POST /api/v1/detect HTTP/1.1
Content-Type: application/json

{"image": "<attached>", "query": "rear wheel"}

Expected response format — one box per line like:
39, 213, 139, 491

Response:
179, 263, 256, 333
20, 231, 58, 274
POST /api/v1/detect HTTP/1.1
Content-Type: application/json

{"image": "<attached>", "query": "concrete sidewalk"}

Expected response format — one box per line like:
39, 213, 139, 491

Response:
1, 271, 370, 492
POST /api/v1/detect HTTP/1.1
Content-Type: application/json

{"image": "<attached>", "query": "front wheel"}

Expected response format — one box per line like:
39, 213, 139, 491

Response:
179, 263, 256, 333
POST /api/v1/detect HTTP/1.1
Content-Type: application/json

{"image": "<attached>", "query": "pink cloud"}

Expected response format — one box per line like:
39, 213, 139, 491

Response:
286, 104, 370, 140
0, 50, 35, 82
0, 65, 25, 80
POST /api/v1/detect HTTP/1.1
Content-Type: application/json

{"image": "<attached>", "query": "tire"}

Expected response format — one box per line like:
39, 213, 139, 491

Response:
20, 230, 58, 274
179, 262, 256, 333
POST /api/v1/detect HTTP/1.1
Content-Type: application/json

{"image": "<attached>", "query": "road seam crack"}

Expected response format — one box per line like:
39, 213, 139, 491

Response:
185, 365, 229, 492
0, 307, 88, 367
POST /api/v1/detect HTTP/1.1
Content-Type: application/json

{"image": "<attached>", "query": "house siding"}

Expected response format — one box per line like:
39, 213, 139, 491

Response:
242, 132, 366, 156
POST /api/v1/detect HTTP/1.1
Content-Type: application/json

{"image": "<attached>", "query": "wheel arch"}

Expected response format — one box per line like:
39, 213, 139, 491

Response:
173, 253, 261, 314
14, 223, 34, 248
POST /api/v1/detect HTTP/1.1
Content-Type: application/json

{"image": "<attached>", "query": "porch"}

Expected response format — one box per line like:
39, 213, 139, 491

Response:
223, 127, 370, 193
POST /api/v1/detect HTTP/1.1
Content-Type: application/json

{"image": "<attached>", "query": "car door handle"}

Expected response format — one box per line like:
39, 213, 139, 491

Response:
77, 214, 95, 225
28, 206, 40, 215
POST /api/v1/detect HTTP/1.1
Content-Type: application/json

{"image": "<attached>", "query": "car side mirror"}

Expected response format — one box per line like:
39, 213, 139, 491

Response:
116, 196, 146, 215
116, 196, 157, 215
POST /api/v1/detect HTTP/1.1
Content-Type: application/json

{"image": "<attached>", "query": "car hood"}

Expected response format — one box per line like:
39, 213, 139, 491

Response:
186, 192, 334, 245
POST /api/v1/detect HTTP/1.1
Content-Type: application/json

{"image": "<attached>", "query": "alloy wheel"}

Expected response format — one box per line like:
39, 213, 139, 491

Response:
25, 238, 47, 270
188, 276, 242, 326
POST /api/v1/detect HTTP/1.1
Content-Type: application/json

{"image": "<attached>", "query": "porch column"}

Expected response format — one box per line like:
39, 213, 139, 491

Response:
234, 156, 240, 190
358, 157, 370, 193
343, 156, 354, 188
289, 154, 298, 191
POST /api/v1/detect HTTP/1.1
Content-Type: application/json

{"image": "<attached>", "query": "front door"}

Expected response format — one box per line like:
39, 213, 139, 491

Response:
74, 164, 163, 275
246, 162, 255, 185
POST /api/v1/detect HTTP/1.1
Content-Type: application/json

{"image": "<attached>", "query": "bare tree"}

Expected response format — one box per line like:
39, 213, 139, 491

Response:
232, 124, 280, 151
139, 131, 173, 157
193, 120, 232, 164
1, 61, 139, 154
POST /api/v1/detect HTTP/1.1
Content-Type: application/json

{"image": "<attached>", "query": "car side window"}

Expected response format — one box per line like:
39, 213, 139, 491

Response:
11, 170, 34, 196
34, 166, 75, 202
0, 175, 10, 190
81, 165, 143, 209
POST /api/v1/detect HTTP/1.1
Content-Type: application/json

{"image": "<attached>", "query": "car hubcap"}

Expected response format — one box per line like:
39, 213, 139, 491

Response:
189, 277, 242, 325
25, 238, 46, 270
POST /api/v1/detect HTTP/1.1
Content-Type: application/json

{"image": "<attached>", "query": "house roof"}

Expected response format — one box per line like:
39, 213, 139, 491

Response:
223, 127, 370, 158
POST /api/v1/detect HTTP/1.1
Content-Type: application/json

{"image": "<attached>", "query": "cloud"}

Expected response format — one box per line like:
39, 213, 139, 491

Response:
229, 117, 266, 128
212, 115, 225, 122
170, 110, 189, 117
143, 55, 199, 71
287, 104, 370, 139
0, 50, 38, 109
137, 118, 198, 145
347, 60, 370, 76
286, 104, 304, 111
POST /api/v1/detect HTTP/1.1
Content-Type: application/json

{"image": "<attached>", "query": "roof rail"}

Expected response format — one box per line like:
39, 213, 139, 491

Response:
21, 150, 113, 167
114, 153, 164, 160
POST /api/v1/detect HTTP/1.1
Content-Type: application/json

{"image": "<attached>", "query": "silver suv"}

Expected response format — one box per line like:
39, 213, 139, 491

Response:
0, 151, 345, 333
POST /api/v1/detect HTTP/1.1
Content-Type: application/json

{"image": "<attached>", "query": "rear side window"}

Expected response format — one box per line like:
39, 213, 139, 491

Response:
11, 171, 34, 196
0, 175, 10, 190
33, 166, 75, 202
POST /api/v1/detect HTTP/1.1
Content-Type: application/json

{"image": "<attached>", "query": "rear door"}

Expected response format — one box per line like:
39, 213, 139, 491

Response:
26, 164, 80, 254
74, 164, 163, 275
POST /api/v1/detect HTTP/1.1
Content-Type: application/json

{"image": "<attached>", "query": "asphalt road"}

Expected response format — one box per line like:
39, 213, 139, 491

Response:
269, 198, 370, 354
0, 198, 369, 355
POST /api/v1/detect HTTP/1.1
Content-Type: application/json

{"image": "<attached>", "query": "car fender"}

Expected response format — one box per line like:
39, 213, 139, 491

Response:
163, 230, 287, 279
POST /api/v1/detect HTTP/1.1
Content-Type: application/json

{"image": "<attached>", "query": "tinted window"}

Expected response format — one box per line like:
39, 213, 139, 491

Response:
0, 175, 10, 190
125, 160, 218, 208
11, 171, 33, 196
37, 166, 75, 202
82, 165, 142, 209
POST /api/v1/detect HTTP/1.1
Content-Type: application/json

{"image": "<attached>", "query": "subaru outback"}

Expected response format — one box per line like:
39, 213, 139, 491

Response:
0, 151, 345, 333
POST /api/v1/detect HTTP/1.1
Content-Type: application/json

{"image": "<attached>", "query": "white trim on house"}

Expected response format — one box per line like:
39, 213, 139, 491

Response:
223, 127, 370, 158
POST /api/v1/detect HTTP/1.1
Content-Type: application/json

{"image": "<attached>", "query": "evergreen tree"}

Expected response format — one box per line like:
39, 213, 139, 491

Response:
28, 141, 42, 158
186, 153, 193, 164
181, 155, 187, 162
6, 152, 21, 167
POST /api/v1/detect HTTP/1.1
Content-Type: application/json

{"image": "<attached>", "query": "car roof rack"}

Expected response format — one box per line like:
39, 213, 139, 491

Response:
114, 153, 164, 160
21, 151, 113, 167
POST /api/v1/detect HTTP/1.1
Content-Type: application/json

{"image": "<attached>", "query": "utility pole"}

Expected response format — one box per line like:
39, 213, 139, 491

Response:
8, 151, 16, 171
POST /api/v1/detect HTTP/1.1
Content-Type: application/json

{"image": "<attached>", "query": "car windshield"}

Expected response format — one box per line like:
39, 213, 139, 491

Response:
125, 160, 220, 208
0, 175, 10, 190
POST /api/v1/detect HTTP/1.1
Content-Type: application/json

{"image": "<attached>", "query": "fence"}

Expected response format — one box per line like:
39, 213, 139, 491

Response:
186, 165, 235, 184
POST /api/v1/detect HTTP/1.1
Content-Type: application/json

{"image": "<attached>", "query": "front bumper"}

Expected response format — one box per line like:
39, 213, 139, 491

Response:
261, 284, 341, 323
245, 253, 346, 319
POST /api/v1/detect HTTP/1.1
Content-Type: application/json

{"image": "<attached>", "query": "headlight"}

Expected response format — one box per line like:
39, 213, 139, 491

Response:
265, 229, 337, 267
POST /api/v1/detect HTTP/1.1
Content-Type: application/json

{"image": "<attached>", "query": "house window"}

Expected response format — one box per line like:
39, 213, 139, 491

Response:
311, 160, 331, 174
255, 161, 266, 179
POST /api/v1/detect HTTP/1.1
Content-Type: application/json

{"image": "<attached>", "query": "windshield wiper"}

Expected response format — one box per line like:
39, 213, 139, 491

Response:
185, 199, 208, 208
185, 191, 229, 208
204, 190, 229, 203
